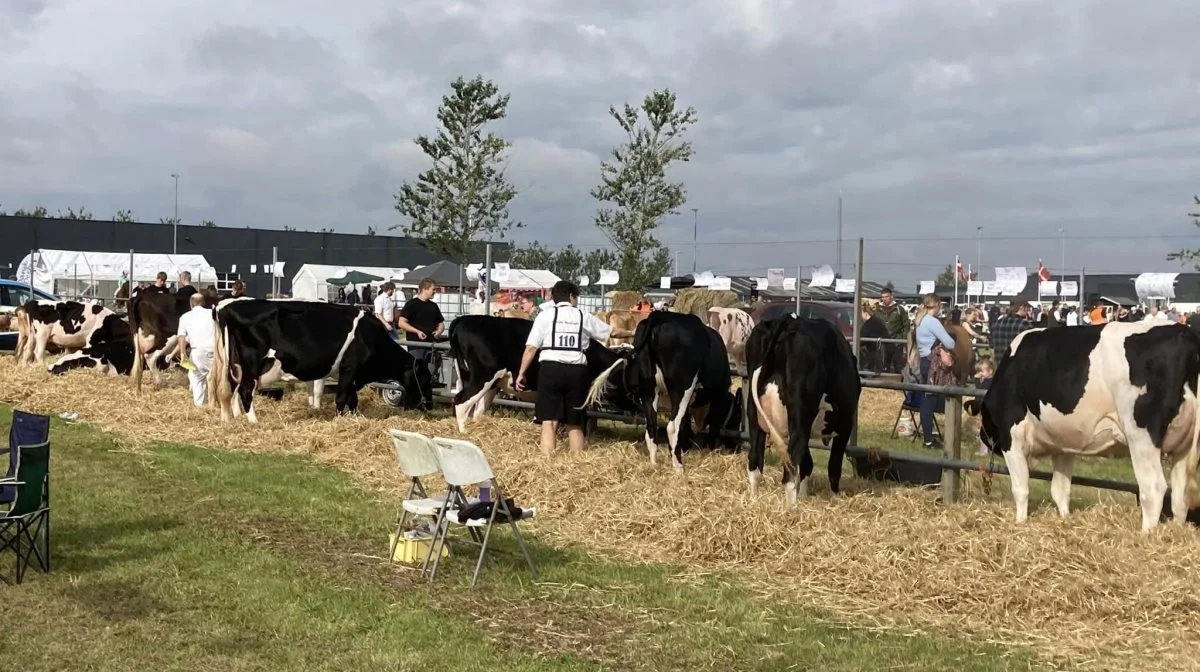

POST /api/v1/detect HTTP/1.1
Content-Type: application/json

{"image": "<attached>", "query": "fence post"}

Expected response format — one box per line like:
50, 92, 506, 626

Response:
941, 395, 963, 504
850, 237, 864, 447
484, 243, 492, 316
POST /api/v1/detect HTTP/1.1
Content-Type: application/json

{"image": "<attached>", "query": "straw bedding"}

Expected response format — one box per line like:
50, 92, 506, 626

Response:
3, 357, 1200, 669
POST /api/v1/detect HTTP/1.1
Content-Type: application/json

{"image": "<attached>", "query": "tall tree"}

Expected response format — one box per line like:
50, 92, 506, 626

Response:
1167, 194, 1200, 269
551, 245, 585, 284
12, 206, 48, 217
510, 241, 555, 270
392, 75, 520, 264
591, 89, 696, 291
935, 264, 955, 286
114, 209, 135, 222
582, 249, 620, 289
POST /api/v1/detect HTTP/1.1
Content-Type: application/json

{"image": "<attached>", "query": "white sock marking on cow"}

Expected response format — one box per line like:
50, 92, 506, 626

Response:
747, 469, 762, 496
246, 400, 258, 424
666, 374, 699, 471
797, 477, 809, 500
456, 370, 506, 432
645, 431, 657, 466
1128, 437, 1167, 533
784, 479, 798, 505
1003, 425, 1032, 523
308, 379, 325, 409
1050, 454, 1075, 518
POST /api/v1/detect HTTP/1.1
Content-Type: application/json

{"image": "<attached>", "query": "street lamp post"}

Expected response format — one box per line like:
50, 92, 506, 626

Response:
1058, 227, 1066, 274
170, 172, 180, 255
691, 207, 699, 275
976, 226, 983, 278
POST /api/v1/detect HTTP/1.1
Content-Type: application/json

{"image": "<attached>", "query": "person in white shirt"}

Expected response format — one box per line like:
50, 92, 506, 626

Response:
373, 282, 398, 341
1144, 305, 1169, 322
516, 280, 613, 456
176, 293, 216, 407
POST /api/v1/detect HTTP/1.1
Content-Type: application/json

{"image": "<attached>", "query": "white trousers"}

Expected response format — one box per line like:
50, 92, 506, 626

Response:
188, 348, 214, 407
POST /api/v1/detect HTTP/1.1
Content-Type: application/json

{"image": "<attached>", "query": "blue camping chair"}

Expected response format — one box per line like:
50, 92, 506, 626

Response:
1, 410, 51, 505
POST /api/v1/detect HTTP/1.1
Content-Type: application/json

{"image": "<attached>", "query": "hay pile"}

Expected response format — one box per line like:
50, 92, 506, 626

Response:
4, 358, 1200, 669
672, 288, 741, 318
607, 291, 645, 312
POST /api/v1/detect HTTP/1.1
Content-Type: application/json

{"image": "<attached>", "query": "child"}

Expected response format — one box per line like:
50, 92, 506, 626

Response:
969, 358, 995, 456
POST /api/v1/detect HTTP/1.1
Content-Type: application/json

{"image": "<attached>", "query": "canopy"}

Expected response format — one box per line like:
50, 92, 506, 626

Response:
497, 269, 560, 291
395, 260, 470, 289
327, 270, 384, 286
290, 263, 409, 301
18, 249, 218, 295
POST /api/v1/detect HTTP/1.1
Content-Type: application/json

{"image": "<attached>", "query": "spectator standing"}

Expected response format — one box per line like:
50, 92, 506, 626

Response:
373, 282, 399, 340
908, 293, 956, 449
990, 298, 1035, 366
873, 288, 909, 372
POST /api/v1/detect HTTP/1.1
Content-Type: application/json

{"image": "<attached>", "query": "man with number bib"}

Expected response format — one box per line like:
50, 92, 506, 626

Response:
516, 280, 612, 456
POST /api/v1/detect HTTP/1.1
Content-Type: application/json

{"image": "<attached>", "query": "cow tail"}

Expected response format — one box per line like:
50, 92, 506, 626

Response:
215, 323, 234, 409
1186, 368, 1200, 510
749, 366, 779, 446
130, 295, 145, 394
207, 317, 226, 408
14, 306, 29, 365
580, 358, 627, 410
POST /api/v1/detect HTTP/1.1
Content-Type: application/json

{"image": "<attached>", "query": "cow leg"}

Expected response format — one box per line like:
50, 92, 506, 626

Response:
1168, 451, 1195, 527
746, 388, 766, 496
785, 402, 820, 505
1050, 454, 1075, 518
1002, 428, 1032, 523
454, 370, 505, 433
309, 379, 325, 409
1128, 437, 1167, 533
643, 392, 661, 466
666, 374, 699, 472
240, 382, 258, 424
33, 330, 51, 365
825, 408, 854, 496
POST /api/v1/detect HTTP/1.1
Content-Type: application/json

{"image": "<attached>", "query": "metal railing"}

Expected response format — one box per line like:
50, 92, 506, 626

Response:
367, 338, 1140, 505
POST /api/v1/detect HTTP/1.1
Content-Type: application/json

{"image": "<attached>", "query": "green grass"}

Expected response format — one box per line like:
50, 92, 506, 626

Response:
0, 407, 1047, 671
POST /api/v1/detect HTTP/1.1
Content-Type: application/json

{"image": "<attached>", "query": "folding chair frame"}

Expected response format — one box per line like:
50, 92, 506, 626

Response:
0, 440, 51, 586
891, 404, 941, 442
426, 474, 538, 587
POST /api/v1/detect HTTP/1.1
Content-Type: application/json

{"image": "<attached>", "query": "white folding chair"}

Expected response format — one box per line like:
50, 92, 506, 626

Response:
386, 429, 478, 574
426, 437, 538, 587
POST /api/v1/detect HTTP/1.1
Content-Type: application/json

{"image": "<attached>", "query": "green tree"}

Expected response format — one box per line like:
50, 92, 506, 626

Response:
391, 75, 520, 265
114, 209, 135, 222
551, 245, 585, 284
935, 264, 955, 286
582, 248, 620, 289
160, 216, 181, 226
510, 241, 556, 270
1167, 194, 1200, 269
200, 219, 216, 227
13, 206, 48, 217
591, 89, 696, 291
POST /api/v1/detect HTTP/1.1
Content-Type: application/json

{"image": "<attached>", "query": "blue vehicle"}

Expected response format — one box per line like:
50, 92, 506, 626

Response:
0, 280, 60, 352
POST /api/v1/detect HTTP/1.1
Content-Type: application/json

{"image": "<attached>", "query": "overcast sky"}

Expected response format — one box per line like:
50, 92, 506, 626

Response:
2, 0, 1199, 286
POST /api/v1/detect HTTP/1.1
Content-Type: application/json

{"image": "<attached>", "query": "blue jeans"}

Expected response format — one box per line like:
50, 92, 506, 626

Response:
918, 356, 940, 443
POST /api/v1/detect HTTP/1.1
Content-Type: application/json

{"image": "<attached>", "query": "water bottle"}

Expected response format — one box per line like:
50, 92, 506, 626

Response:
478, 482, 491, 502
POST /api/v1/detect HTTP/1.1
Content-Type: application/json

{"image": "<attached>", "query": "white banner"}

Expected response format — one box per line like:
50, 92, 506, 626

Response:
766, 268, 786, 288
693, 270, 714, 287
491, 262, 511, 282
597, 269, 619, 285
810, 264, 836, 288
755, 278, 768, 290
1134, 272, 1179, 300
660, 276, 672, 289
577, 275, 590, 287
1038, 280, 1058, 296
465, 263, 483, 282
834, 278, 856, 293
994, 267, 1028, 296
918, 280, 934, 295
783, 277, 797, 291
982, 281, 1000, 296
250, 264, 257, 273
231, 264, 238, 273
273, 262, 287, 278
710, 276, 732, 291
1059, 281, 1078, 297
967, 280, 983, 295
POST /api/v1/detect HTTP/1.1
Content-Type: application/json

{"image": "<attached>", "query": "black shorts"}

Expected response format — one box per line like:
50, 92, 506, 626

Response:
533, 361, 589, 426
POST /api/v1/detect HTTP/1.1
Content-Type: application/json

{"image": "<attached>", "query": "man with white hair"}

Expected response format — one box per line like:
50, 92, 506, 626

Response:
176, 293, 215, 407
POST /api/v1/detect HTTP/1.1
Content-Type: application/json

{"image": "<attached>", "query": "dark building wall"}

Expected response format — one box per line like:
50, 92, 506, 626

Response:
0, 216, 510, 297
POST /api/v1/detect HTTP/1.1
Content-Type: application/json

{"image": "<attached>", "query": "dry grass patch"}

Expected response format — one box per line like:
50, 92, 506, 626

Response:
2, 357, 1196, 669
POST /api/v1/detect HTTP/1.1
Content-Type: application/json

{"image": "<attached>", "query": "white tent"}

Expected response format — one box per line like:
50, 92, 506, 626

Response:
18, 249, 218, 297
290, 263, 410, 302
499, 269, 561, 291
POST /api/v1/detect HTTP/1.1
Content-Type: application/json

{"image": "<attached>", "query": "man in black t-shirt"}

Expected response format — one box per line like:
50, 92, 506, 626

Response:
397, 277, 445, 364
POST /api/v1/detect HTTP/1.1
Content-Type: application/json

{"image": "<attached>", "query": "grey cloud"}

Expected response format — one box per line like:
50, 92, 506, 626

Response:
2, 0, 1200, 286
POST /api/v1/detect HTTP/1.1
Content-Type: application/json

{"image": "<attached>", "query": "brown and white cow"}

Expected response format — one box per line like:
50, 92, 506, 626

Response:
129, 285, 219, 393
593, 310, 648, 347
707, 306, 755, 374
15, 300, 114, 366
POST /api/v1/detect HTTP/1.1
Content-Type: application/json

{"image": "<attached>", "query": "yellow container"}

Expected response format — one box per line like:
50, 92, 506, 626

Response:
388, 532, 449, 564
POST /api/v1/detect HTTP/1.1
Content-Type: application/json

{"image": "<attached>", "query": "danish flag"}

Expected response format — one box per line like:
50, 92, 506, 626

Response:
956, 259, 968, 281
1037, 260, 1051, 282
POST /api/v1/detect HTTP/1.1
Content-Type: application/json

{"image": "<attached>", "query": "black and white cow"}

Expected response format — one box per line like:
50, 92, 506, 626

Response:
582, 311, 740, 471
745, 316, 861, 503
48, 313, 136, 376
980, 321, 1200, 532
15, 300, 114, 366
211, 298, 431, 423
448, 315, 638, 433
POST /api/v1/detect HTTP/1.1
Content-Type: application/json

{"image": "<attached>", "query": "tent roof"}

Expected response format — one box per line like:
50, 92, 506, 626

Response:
24, 249, 217, 281
291, 263, 409, 284
397, 260, 470, 288
499, 269, 560, 290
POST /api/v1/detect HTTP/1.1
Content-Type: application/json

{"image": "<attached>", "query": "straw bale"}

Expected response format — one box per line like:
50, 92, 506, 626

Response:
608, 291, 645, 312
3, 356, 1200, 669
672, 288, 740, 318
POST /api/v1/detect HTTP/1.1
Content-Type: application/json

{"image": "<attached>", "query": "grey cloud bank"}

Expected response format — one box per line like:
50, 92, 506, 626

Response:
2, 0, 1199, 286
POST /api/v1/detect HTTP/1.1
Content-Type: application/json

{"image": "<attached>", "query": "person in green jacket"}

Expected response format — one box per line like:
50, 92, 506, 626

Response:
873, 288, 910, 372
